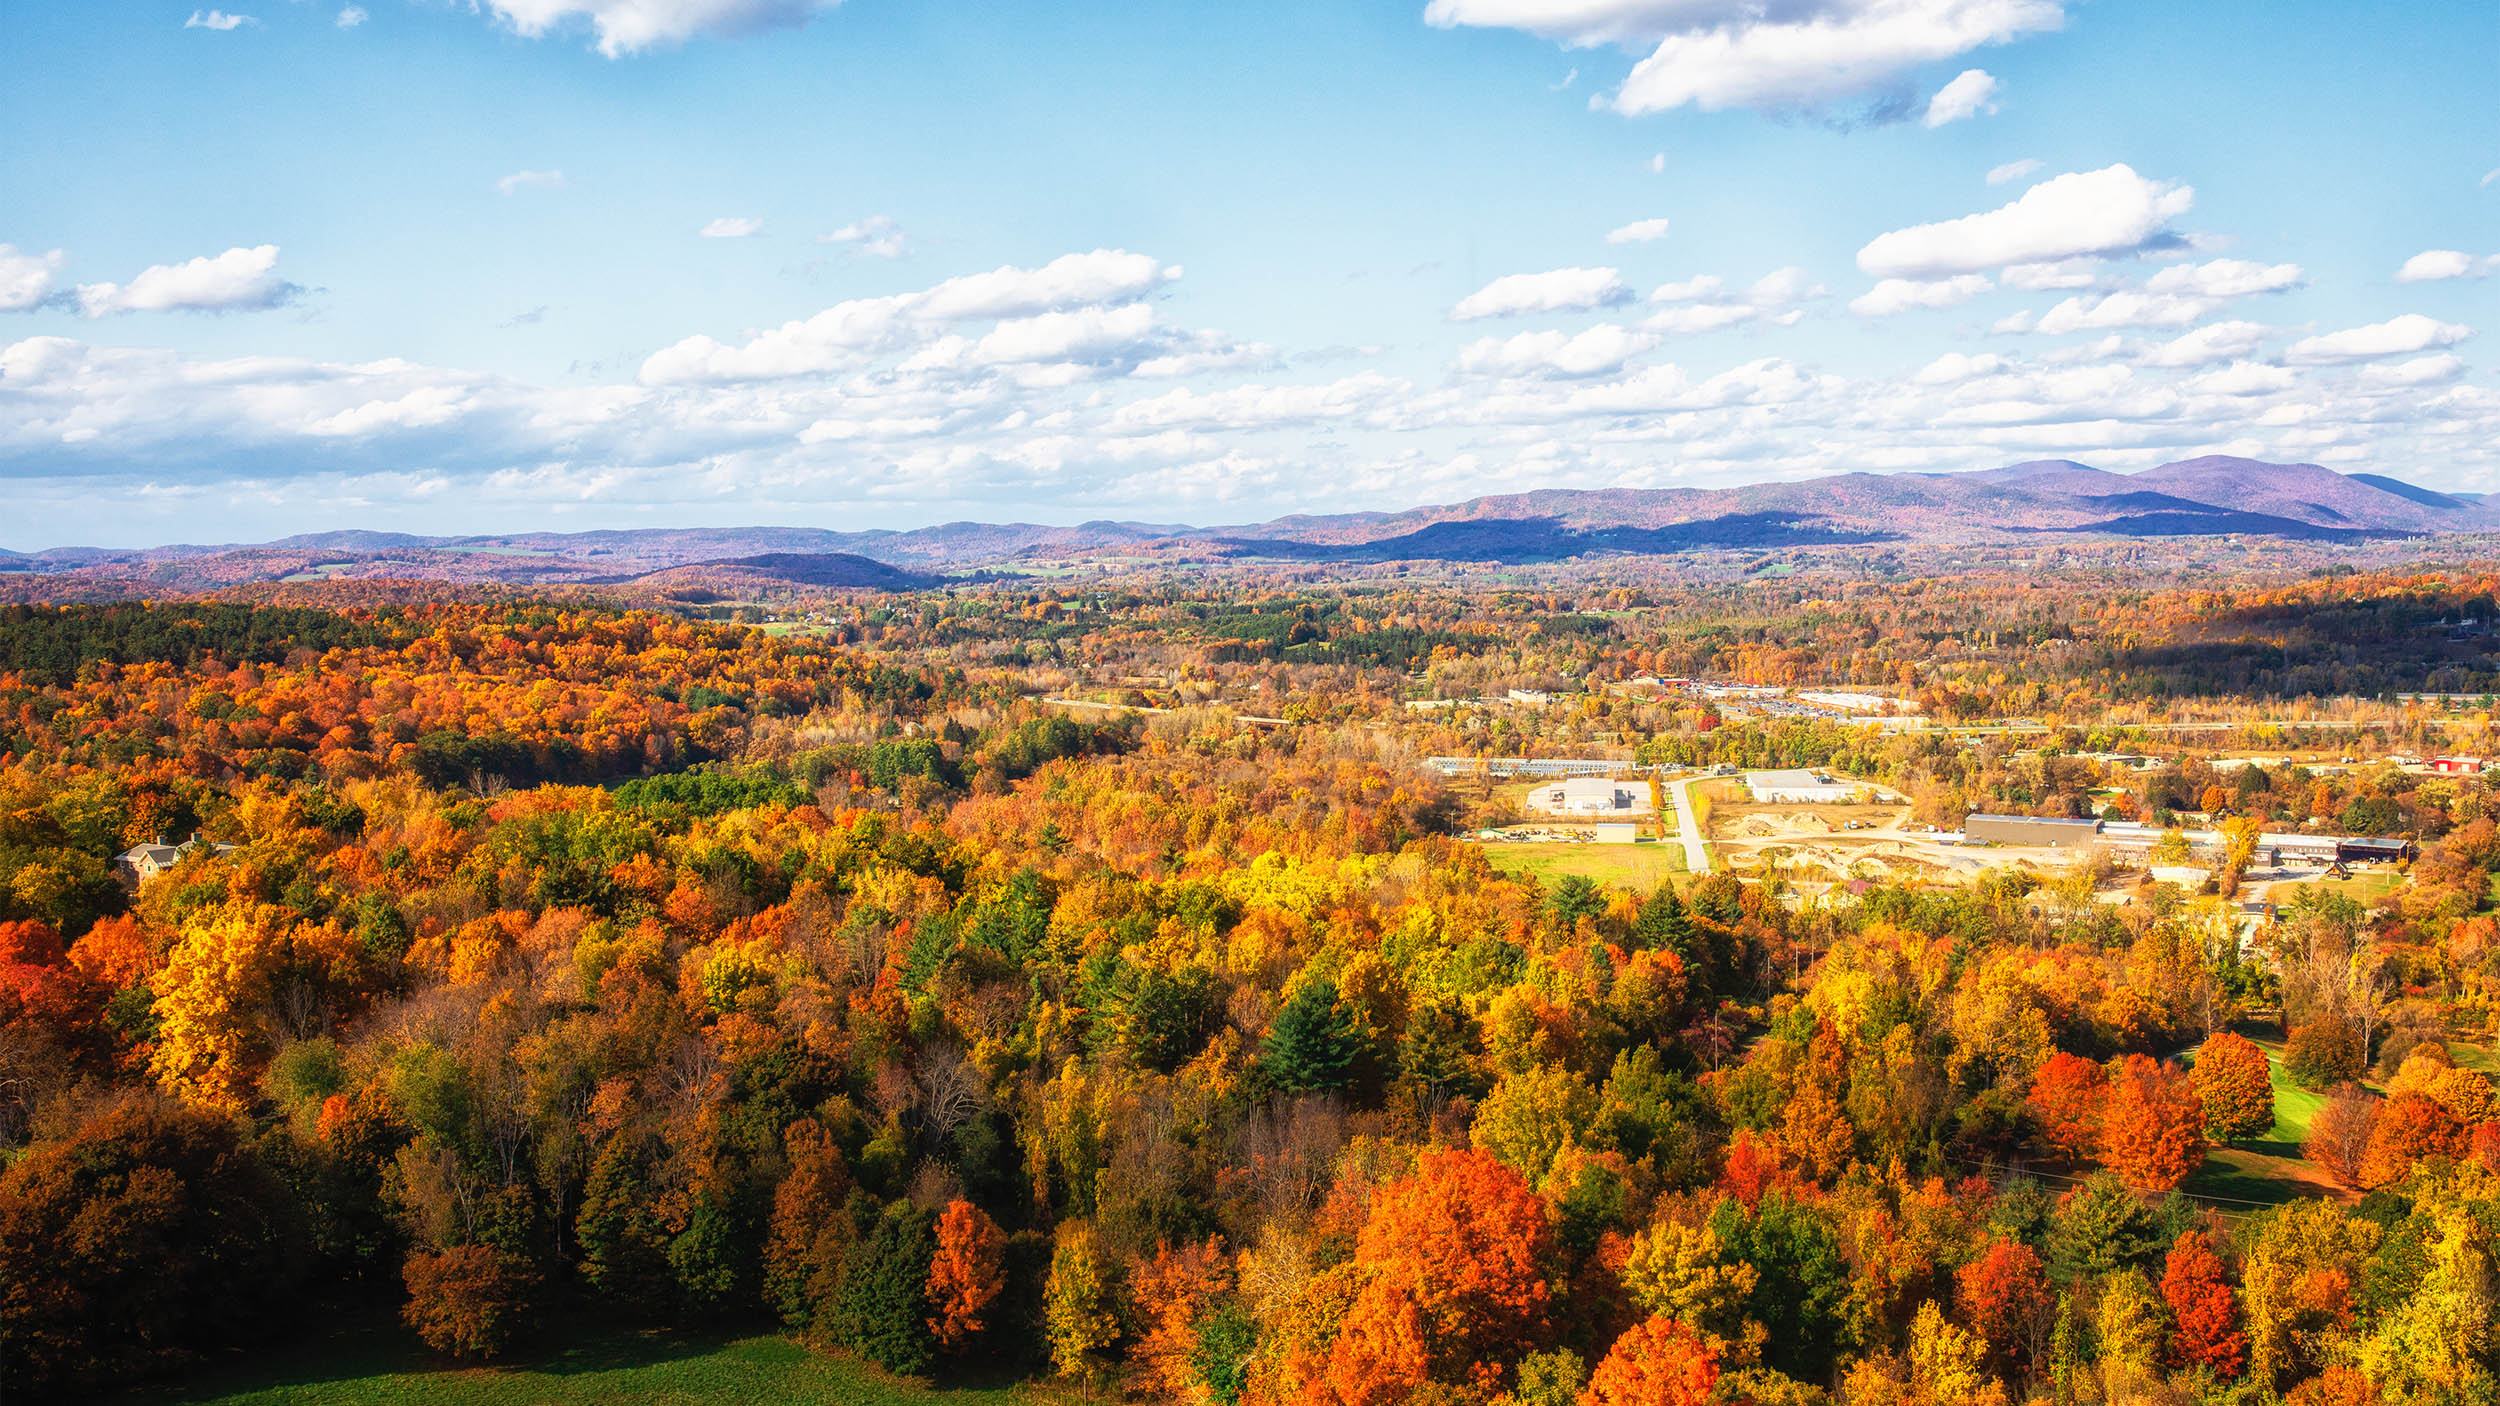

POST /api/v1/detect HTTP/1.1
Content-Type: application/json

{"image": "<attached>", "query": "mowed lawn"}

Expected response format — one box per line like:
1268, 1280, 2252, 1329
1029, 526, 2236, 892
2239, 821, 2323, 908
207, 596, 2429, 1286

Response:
1480, 841, 1684, 888
102, 1322, 1066, 1406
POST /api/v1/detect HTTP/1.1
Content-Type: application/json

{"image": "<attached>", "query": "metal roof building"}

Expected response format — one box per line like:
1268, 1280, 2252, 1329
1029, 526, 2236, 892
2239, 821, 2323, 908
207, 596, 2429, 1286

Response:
1963, 814, 2104, 848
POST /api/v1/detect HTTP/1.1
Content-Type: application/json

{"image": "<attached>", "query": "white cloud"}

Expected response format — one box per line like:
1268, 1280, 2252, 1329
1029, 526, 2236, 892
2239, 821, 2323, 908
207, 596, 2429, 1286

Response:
0, 246, 64, 313
2359, 354, 2466, 389
2284, 314, 2473, 365
1850, 274, 1991, 317
1922, 68, 1999, 127
640, 249, 1180, 384
1986, 157, 2041, 185
699, 216, 763, 239
2143, 258, 2303, 298
1429, 0, 2067, 115
74, 246, 294, 317
1649, 274, 1724, 303
1747, 266, 1826, 304
1109, 373, 1404, 432
1449, 266, 1632, 320
185, 10, 255, 30
1648, 152, 1665, 174
1857, 164, 2193, 278
338, 5, 367, 26
823, 214, 909, 258
2033, 290, 2212, 333
2186, 361, 2295, 397
475, 0, 838, 58
1915, 351, 2002, 383
1605, 217, 1672, 245
2001, 260, 2097, 290
2396, 249, 2499, 283
1457, 324, 1658, 377
2140, 321, 2271, 367
1644, 302, 1762, 334
495, 169, 567, 196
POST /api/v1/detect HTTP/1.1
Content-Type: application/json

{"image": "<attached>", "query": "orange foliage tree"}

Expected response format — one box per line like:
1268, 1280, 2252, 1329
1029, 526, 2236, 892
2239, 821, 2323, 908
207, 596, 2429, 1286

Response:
1955, 1238, 2050, 1376
2026, 1052, 2106, 1162
2356, 1093, 2467, 1189
1580, 1315, 1723, 1406
2099, 1055, 2206, 1192
2191, 1032, 2275, 1141
924, 1197, 1006, 1352
1319, 1147, 1557, 1403
2305, 1086, 2379, 1190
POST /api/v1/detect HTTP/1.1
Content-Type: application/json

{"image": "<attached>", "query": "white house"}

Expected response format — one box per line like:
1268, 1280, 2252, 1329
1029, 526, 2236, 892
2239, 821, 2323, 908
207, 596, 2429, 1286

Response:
1528, 777, 1648, 816
1744, 769, 1861, 804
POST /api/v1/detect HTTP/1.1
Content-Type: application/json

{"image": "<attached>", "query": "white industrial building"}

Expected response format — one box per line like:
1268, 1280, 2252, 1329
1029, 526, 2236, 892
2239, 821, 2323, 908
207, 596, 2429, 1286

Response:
1528, 777, 1649, 816
1744, 769, 1861, 804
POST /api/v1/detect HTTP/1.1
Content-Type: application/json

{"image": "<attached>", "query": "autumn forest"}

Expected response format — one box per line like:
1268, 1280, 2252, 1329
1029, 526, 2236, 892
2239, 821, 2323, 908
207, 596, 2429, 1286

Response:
1, 555, 2497, 1406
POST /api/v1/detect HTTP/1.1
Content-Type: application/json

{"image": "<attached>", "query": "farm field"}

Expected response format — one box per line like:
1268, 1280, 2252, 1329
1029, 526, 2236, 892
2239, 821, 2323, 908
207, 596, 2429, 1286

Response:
1480, 840, 1685, 886
103, 1322, 1056, 1406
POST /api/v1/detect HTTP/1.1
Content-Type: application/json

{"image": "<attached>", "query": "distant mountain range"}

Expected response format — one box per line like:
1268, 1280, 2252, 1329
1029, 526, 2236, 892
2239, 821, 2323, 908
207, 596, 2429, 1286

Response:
3, 457, 2493, 591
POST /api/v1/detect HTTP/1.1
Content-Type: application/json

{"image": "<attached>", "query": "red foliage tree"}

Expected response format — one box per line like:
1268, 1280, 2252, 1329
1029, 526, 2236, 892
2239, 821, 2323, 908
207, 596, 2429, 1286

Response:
1954, 1237, 2050, 1374
2160, 1231, 2245, 1379
1717, 1127, 1792, 1210
1580, 1315, 1723, 1406
2099, 1055, 2206, 1192
2026, 1052, 2107, 1162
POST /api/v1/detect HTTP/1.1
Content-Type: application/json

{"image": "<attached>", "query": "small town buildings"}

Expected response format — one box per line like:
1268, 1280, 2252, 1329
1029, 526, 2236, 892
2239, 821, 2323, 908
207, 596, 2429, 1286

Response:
1528, 777, 1648, 816
1744, 769, 1861, 804
2428, 756, 2486, 775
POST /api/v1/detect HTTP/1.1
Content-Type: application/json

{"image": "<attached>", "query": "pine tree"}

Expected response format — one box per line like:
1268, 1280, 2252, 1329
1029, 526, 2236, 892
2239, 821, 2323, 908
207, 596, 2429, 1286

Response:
577, 1133, 672, 1316
1636, 886, 1694, 957
831, 1200, 939, 1376
1263, 976, 1358, 1095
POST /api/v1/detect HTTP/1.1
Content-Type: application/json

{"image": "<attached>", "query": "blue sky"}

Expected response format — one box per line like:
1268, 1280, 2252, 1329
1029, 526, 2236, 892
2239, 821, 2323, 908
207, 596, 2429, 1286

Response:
1, 0, 2493, 547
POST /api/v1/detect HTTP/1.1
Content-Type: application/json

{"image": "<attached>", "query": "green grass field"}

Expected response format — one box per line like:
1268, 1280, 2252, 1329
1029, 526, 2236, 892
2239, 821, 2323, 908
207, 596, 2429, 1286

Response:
1481, 842, 1684, 888
2269, 870, 2404, 908
2180, 1039, 2340, 1208
103, 1321, 1066, 1406
2449, 1042, 2500, 1077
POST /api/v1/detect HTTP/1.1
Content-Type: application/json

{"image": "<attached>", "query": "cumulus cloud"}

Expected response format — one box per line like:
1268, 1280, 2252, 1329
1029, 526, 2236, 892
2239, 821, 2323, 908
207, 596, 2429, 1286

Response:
1109, 373, 1404, 432
2358, 354, 2466, 389
2035, 291, 2217, 334
1649, 274, 1724, 303
822, 215, 909, 258
1747, 267, 1827, 304
699, 216, 763, 239
2186, 361, 2295, 397
2396, 249, 2499, 282
1449, 266, 1632, 320
1850, 274, 1992, 316
185, 10, 255, 29
0, 246, 65, 313
1915, 351, 2002, 383
1857, 164, 2193, 278
1606, 217, 1672, 244
2144, 258, 2303, 298
1985, 157, 2041, 184
2000, 259, 2097, 290
496, 169, 567, 196
1922, 69, 1999, 126
1457, 324, 1658, 377
2284, 313, 2473, 365
74, 246, 295, 317
640, 249, 1180, 385
1429, 0, 2066, 116
1648, 152, 1665, 173
474, 0, 839, 58
338, 5, 367, 26
2140, 321, 2271, 367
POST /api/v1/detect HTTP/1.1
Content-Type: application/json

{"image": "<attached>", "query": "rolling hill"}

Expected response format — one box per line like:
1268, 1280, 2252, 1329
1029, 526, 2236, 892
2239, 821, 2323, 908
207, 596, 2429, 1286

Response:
4, 456, 2492, 590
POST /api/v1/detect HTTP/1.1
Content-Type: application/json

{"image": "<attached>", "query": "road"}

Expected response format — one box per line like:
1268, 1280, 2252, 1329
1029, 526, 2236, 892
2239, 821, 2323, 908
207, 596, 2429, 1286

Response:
1665, 776, 1712, 873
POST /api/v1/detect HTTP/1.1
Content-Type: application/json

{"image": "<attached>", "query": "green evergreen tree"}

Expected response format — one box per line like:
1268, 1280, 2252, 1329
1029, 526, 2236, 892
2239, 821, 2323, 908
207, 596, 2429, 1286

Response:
2045, 1172, 2161, 1280
1262, 976, 1358, 1095
1634, 885, 1693, 956
576, 1134, 672, 1316
1397, 995, 1485, 1100
830, 1200, 938, 1376
668, 1177, 747, 1317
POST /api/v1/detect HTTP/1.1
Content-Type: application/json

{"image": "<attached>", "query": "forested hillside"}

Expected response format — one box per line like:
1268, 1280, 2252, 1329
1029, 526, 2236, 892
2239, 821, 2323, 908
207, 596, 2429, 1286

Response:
0, 592, 2494, 1406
